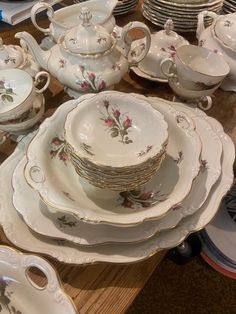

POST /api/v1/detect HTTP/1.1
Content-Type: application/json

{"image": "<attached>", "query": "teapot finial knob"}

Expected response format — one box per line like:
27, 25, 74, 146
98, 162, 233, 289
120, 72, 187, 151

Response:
164, 19, 174, 35
80, 7, 92, 26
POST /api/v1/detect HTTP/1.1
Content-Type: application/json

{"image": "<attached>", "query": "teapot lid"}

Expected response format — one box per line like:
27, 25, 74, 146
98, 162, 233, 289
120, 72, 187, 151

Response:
152, 19, 187, 47
214, 14, 236, 50
63, 7, 113, 55
0, 37, 24, 69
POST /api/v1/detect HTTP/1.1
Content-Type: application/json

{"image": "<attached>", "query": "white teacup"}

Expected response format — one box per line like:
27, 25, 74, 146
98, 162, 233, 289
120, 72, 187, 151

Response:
160, 44, 230, 91
0, 68, 50, 122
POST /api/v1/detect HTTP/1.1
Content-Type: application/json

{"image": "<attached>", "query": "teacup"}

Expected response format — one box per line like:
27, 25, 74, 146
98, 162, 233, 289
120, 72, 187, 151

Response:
160, 44, 230, 91
0, 68, 50, 122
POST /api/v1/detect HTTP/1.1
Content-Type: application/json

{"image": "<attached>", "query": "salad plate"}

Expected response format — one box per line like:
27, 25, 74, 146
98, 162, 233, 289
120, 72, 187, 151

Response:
24, 94, 201, 226
0, 113, 234, 265
0, 245, 77, 313
12, 99, 222, 246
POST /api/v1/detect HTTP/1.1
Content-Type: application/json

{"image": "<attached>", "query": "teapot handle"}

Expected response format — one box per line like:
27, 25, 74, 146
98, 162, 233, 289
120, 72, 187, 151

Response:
121, 21, 151, 66
196, 10, 218, 40
31, 2, 54, 35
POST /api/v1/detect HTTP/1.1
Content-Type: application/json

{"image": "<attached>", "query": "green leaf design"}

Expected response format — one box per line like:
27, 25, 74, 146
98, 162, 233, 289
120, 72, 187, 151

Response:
111, 129, 119, 137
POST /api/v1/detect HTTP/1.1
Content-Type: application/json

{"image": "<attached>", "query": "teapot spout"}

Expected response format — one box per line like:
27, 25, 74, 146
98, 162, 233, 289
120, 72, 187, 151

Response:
15, 31, 50, 71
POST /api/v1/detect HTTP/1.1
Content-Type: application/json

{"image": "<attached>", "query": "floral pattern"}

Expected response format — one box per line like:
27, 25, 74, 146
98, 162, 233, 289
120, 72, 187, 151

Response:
119, 189, 166, 209
174, 151, 183, 164
224, 20, 233, 27
100, 100, 133, 144
80, 143, 94, 156
59, 58, 66, 68
0, 80, 16, 103
57, 215, 77, 229
75, 66, 106, 92
62, 191, 75, 202
200, 159, 208, 171
199, 39, 206, 47
137, 145, 153, 157
4, 57, 16, 65
130, 43, 145, 58
0, 277, 22, 314
49, 136, 68, 165
161, 45, 176, 58
97, 37, 107, 44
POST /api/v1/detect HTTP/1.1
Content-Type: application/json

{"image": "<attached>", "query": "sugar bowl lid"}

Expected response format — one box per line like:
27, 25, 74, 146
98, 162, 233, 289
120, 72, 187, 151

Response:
214, 14, 236, 50
62, 7, 113, 55
0, 37, 25, 69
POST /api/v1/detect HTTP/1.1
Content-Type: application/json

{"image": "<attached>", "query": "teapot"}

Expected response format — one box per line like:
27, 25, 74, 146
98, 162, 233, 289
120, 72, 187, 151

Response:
197, 11, 236, 92
0, 37, 39, 77
31, 0, 118, 42
16, 7, 151, 98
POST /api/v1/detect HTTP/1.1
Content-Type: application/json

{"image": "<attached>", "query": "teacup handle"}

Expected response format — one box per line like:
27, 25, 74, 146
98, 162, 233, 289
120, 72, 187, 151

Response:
34, 71, 50, 94
160, 58, 177, 78
0, 131, 7, 145
31, 2, 54, 35
198, 96, 212, 111
121, 21, 151, 66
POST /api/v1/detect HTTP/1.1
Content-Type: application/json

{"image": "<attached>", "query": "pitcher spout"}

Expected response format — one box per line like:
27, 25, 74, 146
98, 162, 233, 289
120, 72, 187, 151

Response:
15, 31, 50, 71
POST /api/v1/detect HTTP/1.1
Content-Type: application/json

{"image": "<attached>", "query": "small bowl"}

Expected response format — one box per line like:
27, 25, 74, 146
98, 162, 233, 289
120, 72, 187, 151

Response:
0, 94, 45, 133
0, 69, 49, 122
64, 91, 168, 169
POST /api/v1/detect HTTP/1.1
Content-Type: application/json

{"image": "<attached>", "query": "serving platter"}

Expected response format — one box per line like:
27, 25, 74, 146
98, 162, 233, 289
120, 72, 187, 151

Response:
0, 245, 77, 313
0, 110, 234, 264
12, 99, 222, 246
24, 94, 201, 226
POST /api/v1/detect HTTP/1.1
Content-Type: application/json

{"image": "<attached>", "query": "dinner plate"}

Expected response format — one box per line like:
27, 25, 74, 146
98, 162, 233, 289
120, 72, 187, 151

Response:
0, 245, 77, 313
0, 114, 233, 265
12, 99, 222, 246
24, 94, 201, 226
204, 179, 236, 264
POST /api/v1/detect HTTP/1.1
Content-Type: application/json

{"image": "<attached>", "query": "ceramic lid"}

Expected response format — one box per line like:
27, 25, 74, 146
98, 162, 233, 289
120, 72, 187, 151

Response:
0, 37, 24, 69
214, 14, 236, 50
63, 7, 113, 55
152, 19, 187, 48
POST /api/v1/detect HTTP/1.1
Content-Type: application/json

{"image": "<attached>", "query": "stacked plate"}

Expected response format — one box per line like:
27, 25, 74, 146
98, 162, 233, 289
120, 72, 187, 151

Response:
0, 91, 234, 265
199, 179, 236, 279
223, 0, 236, 13
64, 93, 168, 191
113, 0, 139, 16
142, 0, 224, 32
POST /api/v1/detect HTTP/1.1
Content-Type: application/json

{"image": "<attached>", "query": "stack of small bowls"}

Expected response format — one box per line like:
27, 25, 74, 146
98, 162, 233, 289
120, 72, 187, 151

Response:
64, 92, 168, 191
0, 68, 50, 138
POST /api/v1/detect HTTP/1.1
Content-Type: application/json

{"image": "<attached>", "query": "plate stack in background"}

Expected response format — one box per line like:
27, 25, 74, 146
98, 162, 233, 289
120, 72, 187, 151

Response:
223, 0, 236, 13
113, 0, 139, 15
142, 0, 223, 32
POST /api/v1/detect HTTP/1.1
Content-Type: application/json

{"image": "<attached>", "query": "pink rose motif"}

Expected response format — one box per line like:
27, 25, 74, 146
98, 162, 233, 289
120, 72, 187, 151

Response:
79, 81, 90, 90
51, 137, 61, 146
122, 199, 134, 208
59, 150, 68, 163
88, 72, 95, 81
98, 80, 106, 91
123, 116, 132, 129
50, 150, 57, 158
104, 118, 114, 127
113, 109, 120, 118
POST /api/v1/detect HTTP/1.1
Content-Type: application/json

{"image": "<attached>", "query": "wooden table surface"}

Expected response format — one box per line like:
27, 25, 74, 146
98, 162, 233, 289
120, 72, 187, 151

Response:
0, 2, 235, 313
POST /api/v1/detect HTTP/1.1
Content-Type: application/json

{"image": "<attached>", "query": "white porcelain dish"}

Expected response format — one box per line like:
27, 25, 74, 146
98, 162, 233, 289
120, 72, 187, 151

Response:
130, 19, 189, 81
205, 179, 236, 264
64, 91, 168, 168
0, 114, 234, 265
0, 94, 45, 133
24, 94, 201, 226
0, 69, 50, 123
0, 245, 77, 313
12, 99, 222, 246
31, 0, 117, 42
